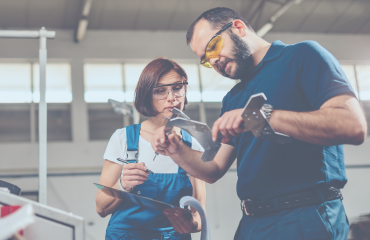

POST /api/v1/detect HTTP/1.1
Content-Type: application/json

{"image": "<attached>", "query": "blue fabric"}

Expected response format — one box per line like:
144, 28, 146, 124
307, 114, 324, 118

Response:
106, 228, 191, 240
106, 124, 193, 239
220, 40, 354, 201
126, 124, 141, 151
234, 199, 349, 240
179, 129, 192, 175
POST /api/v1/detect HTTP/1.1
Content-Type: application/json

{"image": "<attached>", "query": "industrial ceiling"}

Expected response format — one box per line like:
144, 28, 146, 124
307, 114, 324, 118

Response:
0, 0, 369, 34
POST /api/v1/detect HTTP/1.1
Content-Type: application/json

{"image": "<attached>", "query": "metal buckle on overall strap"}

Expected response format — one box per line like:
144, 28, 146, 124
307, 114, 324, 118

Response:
125, 150, 138, 161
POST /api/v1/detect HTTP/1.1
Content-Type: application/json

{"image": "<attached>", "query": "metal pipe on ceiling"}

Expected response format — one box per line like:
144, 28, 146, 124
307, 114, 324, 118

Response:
75, 0, 93, 42
257, 0, 304, 37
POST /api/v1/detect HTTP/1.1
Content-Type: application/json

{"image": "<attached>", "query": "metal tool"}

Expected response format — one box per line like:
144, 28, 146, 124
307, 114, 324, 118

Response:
108, 99, 140, 124
241, 93, 291, 144
164, 108, 221, 162
108, 99, 133, 116
117, 158, 155, 174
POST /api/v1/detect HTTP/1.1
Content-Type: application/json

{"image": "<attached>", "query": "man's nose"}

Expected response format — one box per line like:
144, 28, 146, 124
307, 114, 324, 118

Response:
209, 57, 220, 67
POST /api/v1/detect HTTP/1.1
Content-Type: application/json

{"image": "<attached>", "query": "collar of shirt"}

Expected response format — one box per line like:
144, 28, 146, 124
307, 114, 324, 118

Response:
241, 40, 287, 82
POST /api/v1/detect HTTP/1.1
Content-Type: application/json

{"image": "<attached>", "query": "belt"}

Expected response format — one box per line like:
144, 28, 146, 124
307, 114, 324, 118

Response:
242, 187, 343, 216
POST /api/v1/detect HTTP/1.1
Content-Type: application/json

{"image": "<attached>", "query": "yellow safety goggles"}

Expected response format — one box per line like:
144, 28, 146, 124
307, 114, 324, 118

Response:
200, 22, 233, 68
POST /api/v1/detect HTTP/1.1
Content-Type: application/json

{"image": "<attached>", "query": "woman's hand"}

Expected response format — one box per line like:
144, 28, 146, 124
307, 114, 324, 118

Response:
120, 162, 149, 190
163, 207, 199, 234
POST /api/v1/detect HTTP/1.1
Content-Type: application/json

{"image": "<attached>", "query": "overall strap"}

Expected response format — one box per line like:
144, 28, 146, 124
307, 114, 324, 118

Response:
181, 129, 192, 148
178, 129, 192, 174
125, 124, 141, 162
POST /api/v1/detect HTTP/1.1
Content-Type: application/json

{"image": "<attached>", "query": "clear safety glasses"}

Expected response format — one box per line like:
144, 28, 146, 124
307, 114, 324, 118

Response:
152, 82, 188, 100
200, 22, 233, 68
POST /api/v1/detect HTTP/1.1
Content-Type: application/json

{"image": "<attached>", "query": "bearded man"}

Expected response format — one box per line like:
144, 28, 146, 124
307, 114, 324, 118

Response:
152, 7, 367, 240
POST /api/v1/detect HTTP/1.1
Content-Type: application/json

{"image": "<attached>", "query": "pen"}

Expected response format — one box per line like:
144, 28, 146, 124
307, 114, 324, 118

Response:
117, 158, 155, 174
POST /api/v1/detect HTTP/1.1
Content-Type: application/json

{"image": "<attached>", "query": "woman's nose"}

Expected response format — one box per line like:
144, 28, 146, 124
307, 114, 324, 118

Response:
166, 90, 175, 101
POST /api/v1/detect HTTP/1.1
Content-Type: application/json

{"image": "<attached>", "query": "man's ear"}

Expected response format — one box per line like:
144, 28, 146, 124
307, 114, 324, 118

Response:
232, 19, 248, 38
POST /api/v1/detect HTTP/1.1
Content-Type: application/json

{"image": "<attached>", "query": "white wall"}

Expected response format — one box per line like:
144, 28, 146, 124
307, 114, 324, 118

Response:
0, 30, 370, 239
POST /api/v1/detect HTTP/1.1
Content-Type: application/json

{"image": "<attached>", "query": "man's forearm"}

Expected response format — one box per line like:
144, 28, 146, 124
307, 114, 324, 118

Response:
170, 144, 225, 183
270, 106, 366, 145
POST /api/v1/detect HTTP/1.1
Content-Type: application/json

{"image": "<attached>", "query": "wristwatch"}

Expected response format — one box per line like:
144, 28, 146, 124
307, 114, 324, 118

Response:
261, 104, 273, 120
259, 104, 274, 137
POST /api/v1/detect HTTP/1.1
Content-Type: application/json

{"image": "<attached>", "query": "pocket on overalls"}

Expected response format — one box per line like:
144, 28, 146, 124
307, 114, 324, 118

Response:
159, 187, 193, 206
132, 181, 158, 199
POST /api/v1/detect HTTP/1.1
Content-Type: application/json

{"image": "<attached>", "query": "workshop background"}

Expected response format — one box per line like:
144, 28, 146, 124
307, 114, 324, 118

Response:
0, 0, 370, 239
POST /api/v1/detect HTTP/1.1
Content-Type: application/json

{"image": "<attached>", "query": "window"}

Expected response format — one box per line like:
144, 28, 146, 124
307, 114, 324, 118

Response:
356, 65, 370, 101
341, 64, 370, 135
0, 63, 72, 142
84, 64, 124, 103
0, 104, 30, 142
183, 103, 200, 122
0, 63, 32, 103
35, 104, 72, 141
88, 103, 124, 140
33, 63, 72, 103
181, 64, 201, 102
124, 64, 146, 102
341, 65, 358, 98
200, 67, 236, 102
204, 102, 222, 128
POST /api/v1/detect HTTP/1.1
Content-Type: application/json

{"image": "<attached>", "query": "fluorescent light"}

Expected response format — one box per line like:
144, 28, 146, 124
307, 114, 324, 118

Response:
257, 22, 274, 37
76, 19, 88, 42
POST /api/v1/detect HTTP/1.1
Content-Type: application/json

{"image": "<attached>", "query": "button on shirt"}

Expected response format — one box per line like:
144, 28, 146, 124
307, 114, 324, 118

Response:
221, 40, 355, 201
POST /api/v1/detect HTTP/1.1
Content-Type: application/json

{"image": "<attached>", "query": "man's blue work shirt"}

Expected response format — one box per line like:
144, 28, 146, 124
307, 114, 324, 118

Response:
220, 40, 355, 201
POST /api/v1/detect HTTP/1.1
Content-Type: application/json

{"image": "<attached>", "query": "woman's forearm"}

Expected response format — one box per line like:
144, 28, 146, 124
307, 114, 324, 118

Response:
96, 182, 123, 218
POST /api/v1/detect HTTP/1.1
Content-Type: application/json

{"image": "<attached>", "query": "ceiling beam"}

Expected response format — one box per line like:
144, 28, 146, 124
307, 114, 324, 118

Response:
75, 0, 93, 43
257, 0, 304, 37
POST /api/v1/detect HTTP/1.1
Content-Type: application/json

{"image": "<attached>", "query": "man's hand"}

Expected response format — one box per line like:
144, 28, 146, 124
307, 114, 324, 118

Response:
163, 207, 198, 234
212, 108, 244, 143
151, 126, 183, 157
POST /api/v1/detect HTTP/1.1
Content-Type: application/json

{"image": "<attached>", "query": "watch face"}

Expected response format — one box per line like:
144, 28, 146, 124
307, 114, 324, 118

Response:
261, 104, 273, 120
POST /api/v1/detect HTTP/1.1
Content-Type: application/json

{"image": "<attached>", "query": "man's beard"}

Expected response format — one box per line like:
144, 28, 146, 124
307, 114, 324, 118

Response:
214, 31, 253, 80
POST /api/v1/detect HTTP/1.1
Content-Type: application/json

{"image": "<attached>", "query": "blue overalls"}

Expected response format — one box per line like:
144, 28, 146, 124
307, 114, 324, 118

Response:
106, 124, 193, 240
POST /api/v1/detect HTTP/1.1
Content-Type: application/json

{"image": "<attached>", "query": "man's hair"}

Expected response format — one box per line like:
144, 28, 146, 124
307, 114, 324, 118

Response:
134, 57, 188, 117
186, 7, 253, 45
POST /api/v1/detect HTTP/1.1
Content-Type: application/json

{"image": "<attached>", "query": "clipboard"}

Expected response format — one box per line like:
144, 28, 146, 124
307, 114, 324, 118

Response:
94, 183, 174, 212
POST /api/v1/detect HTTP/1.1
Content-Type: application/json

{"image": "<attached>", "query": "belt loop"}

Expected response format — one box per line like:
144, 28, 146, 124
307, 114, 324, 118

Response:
273, 198, 280, 211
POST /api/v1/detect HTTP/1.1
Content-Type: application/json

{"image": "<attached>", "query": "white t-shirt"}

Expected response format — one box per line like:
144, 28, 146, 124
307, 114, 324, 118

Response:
103, 128, 204, 174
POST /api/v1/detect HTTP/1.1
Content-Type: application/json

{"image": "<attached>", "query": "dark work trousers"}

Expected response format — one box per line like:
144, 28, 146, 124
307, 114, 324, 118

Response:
234, 198, 349, 240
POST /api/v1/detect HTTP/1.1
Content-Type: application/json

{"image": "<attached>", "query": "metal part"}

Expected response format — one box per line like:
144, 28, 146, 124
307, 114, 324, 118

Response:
0, 30, 55, 38
38, 27, 48, 205
241, 93, 291, 144
0, 28, 56, 205
180, 196, 210, 240
261, 104, 273, 120
164, 108, 221, 162
108, 99, 134, 116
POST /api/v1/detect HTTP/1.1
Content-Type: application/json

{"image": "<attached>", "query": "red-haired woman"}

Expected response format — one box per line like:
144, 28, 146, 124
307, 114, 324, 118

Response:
96, 58, 206, 240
